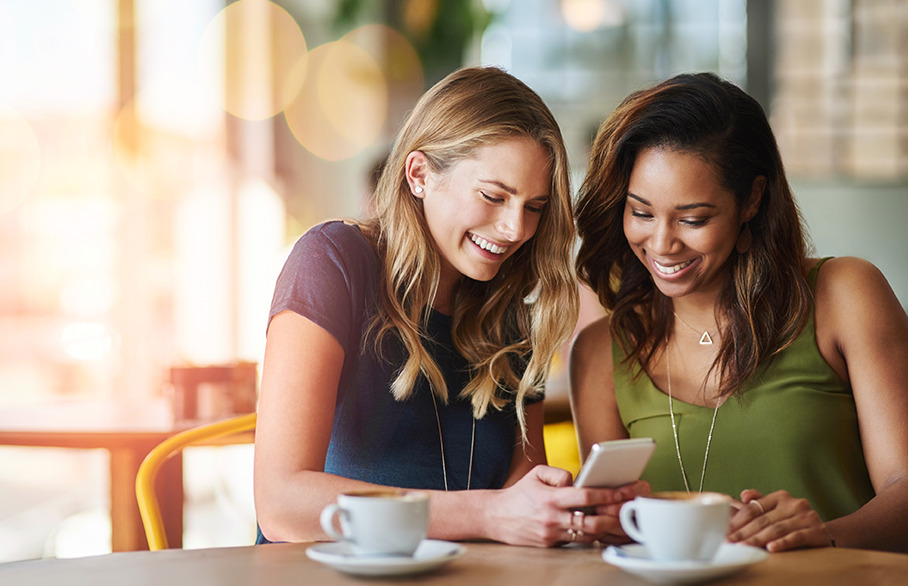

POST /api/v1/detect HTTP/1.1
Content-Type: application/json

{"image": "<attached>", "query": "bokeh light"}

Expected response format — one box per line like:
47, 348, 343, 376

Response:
60, 322, 115, 362
560, 0, 625, 32
343, 24, 425, 142
403, 0, 439, 37
198, 0, 308, 121
0, 105, 41, 216
284, 40, 387, 161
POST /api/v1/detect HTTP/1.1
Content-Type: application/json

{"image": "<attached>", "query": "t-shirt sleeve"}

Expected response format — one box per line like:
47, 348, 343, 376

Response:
268, 222, 376, 353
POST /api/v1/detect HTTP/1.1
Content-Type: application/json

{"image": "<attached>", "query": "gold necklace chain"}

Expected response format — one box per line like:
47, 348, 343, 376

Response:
430, 392, 475, 491
673, 311, 715, 345
665, 345, 720, 493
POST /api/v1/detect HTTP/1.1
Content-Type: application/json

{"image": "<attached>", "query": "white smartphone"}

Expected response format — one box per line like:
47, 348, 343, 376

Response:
573, 437, 656, 488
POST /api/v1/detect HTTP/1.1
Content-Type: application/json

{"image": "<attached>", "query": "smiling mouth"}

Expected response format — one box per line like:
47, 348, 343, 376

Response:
653, 258, 694, 275
470, 233, 508, 255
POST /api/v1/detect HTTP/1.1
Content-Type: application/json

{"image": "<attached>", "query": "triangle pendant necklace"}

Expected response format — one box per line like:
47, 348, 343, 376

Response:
673, 311, 715, 346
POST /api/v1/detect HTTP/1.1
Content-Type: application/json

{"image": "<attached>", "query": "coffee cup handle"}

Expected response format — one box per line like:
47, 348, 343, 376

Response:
619, 501, 647, 544
319, 504, 348, 542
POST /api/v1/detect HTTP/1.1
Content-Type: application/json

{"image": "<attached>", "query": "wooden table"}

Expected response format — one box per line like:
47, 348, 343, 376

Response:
0, 541, 906, 585
0, 399, 193, 551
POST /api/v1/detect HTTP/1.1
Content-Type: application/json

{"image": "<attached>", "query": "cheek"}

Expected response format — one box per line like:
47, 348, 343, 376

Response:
525, 213, 543, 239
623, 217, 644, 247
698, 230, 737, 255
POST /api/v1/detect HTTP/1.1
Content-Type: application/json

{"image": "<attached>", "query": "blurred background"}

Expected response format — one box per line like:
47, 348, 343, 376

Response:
0, 0, 905, 562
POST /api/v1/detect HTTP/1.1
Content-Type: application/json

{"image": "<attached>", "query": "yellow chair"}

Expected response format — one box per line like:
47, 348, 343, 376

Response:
544, 420, 582, 478
136, 412, 257, 550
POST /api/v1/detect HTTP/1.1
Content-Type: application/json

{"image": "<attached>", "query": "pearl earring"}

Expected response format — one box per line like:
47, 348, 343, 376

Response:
414, 185, 423, 194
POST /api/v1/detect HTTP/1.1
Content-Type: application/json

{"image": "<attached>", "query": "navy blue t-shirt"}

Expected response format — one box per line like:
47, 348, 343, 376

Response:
258, 221, 536, 542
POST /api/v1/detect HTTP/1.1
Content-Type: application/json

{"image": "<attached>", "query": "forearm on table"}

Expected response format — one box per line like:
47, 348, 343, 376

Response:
256, 470, 497, 544
826, 481, 908, 553
254, 470, 384, 542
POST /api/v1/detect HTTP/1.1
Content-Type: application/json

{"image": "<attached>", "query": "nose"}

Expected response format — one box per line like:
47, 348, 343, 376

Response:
496, 204, 526, 243
649, 219, 680, 255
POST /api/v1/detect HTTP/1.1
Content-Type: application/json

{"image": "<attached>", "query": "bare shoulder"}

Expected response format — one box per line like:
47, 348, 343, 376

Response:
569, 314, 615, 401
571, 314, 614, 364
813, 257, 907, 368
814, 256, 899, 308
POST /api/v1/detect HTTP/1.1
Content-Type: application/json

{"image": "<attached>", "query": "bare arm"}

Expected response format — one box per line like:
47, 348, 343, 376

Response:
818, 257, 908, 552
253, 310, 379, 542
729, 257, 908, 553
569, 315, 629, 461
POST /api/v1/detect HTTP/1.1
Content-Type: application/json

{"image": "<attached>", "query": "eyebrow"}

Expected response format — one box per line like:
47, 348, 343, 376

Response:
479, 178, 518, 195
627, 192, 715, 211
480, 178, 549, 201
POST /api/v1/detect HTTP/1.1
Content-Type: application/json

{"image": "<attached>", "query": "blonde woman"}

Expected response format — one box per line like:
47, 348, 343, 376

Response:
254, 67, 647, 548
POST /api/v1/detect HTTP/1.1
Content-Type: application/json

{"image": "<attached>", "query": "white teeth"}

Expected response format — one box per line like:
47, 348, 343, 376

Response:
470, 234, 508, 254
653, 259, 693, 275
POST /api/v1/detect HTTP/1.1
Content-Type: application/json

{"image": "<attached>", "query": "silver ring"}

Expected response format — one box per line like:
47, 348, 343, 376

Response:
751, 500, 765, 515
569, 510, 585, 540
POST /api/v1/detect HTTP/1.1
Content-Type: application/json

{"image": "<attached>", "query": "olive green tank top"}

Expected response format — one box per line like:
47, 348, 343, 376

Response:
613, 258, 874, 521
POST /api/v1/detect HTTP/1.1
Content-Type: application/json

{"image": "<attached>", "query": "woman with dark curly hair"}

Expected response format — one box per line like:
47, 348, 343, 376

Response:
571, 72, 908, 553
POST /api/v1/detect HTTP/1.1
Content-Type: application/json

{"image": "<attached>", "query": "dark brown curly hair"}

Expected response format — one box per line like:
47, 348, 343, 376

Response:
575, 72, 812, 397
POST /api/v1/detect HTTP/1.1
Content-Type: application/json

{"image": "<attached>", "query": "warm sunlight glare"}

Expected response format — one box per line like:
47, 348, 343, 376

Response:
112, 94, 226, 197
0, 105, 41, 216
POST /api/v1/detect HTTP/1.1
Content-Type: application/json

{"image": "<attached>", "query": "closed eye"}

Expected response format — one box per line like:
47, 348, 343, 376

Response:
526, 201, 547, 214
480, 191, 503, 204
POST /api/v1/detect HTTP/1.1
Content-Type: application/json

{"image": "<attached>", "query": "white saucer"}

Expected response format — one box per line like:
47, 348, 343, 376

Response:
603, 542, 768, 584
306, 539, 465, 577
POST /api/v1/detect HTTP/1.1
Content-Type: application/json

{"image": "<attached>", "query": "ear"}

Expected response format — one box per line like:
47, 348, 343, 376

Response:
742, 175, 765, 222
405, 150, 429, 198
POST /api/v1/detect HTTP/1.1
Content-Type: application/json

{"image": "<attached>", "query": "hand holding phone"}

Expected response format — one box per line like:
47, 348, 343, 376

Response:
573, 438, 655, 488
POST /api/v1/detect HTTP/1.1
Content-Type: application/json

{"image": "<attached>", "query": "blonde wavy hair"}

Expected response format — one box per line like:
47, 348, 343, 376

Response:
358, 66, 578, 438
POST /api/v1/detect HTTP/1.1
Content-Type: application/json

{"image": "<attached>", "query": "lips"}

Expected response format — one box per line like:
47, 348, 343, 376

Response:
470, 233, 508, 255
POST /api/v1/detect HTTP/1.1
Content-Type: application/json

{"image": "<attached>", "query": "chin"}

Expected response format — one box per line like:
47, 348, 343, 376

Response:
468, 271, 499, 282
461, 264, 502, 282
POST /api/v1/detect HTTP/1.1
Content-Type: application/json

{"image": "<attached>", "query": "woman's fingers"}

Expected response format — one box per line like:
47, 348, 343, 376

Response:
727, 489, 829, 551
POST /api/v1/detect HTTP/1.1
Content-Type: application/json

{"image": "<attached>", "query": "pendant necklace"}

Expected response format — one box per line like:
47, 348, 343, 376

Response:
665, 342, 720, 494
430, 391, 475, 491
674, 311, 714, 345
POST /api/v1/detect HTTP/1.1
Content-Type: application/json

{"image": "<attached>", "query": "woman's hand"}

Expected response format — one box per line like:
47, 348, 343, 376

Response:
482, 465, 649, 547
727, 489, 834, 552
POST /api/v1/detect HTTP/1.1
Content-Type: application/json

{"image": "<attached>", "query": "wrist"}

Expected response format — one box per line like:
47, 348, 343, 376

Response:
429, 488, 494, 542
470, 489, 497, 541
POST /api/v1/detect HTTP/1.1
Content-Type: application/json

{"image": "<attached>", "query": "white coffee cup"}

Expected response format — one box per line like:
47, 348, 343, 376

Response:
619, 491, 732, 562
319, 490, 430, 557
